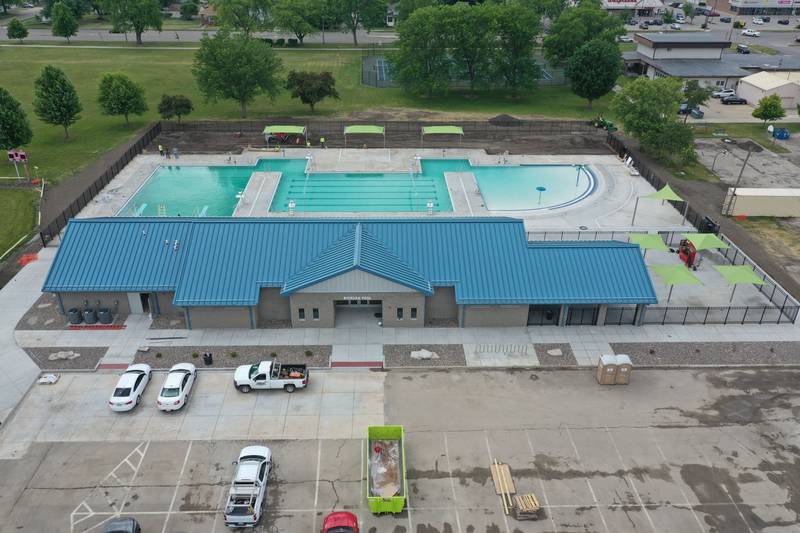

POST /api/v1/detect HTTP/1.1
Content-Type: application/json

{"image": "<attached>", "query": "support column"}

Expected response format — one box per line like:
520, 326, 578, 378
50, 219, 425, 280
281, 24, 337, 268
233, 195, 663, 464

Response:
634, 304, 647, 326
248, 307, 255, 329
596, 304, 608, 326
56, 293, 65, 315
152, 293, 161, 317
459, 305, 467, 328
558, 304, 570, 327
184, 307, 192, 330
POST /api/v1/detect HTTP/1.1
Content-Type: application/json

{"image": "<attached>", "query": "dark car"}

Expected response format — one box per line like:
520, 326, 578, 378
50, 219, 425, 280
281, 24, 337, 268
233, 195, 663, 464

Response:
102, 517, 141, 533
736, 43, 751, 54
778, 18, 790, 24
762, 16, 771, 22
720, 16, 732, 22
639, 22, 650, 29
690, 107, 705, 119
722, 96, 748, 105
650, 19, 663, 25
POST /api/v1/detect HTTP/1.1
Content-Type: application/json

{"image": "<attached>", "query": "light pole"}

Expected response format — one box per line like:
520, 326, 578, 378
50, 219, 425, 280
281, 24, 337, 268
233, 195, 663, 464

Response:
734, 145, 754, 189
711, 149, 728, 172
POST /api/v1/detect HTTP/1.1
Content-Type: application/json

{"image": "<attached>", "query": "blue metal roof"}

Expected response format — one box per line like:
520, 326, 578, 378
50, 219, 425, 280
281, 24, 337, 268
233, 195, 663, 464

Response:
282, 223, 432, 295
43, 218, 658, 306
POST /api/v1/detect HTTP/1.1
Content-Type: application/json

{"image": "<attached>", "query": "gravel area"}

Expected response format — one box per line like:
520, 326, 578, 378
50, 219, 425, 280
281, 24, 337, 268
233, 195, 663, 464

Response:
534, 343, 578, 367
133, 345, 331, 369
150, 314, 187, 330
24, 347, 107, 371
424, 318, 459, 327
611, 342, 800, 366
384, 344, 466, 368
16, 293, 129, 331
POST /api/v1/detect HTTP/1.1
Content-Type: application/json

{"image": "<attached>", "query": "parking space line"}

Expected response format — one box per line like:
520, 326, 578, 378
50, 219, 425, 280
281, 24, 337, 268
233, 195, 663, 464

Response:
698, 448, 755, 533
565, 427, 611, 533
311, 439, 322, 533
443, 432, 464, 533
523, 429, 559, 533
483, 430, 511, 533
161, 441, 193, 533
359, 437, 365, 529
647, 428, 705, 532
605, 427, 657, 532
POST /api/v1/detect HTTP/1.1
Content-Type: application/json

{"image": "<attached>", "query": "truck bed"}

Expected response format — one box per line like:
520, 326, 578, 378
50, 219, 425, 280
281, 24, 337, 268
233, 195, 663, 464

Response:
276, 364, 307, 379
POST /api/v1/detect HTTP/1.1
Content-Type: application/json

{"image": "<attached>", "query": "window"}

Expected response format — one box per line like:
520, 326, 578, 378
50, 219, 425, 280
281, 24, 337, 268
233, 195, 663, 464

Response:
298, 308, 306, 320
396, 307, 404, 320
410, 307, 418, 320
312, 308, 319, 320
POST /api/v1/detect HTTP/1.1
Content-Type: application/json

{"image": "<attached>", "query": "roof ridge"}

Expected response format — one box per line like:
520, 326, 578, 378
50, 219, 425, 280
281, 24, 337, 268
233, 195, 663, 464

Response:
353, 223, 362, 267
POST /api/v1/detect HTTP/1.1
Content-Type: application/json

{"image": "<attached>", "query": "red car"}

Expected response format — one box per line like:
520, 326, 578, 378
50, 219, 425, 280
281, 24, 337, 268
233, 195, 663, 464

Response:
322, 511, 359, 533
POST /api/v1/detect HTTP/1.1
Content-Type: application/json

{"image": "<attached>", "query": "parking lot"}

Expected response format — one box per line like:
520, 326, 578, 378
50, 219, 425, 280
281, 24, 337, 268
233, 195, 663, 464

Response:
1, 367, 798, 532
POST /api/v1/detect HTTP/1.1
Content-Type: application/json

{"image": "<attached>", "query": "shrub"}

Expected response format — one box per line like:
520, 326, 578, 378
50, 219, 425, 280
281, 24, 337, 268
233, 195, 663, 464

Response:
734, 20, 746, 28
191, 351, 199, 358
263, 38, 273, 45
155, 352, 162, 358
305, 350, 313, 357
275, 38, 285, 46
270, 352, 278, 357
229, 351, 238, 358
287, 38, 299, 47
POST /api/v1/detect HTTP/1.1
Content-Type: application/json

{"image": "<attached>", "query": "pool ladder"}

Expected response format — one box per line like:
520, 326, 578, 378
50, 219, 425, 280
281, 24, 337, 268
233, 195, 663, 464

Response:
157, 203, 167, 217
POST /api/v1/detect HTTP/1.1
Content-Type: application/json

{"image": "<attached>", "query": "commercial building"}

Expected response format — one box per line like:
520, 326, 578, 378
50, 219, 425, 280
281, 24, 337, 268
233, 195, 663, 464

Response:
602, 0, 665, 16
624, 32, 800, 88
729, 0, 798, 15
737, 71, 799, 108
43, 218, 657, 329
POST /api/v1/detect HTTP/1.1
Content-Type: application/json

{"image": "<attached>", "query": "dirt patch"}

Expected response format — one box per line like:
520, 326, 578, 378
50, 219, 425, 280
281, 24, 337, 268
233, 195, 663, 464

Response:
133, 344, 331, 369
149, 313, 187, 329
24, 347, 107, 370
384, 344, 466, 368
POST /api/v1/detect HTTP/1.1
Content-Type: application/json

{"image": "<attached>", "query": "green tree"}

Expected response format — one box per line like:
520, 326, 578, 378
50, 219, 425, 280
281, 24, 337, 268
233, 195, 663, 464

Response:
104, 0, 163, 45
180, 1, 199, 19
97, 72, 148, 126
543, 1, 624, 66
447, 3, 495, 92
389, 5, 451, 96
42, 0, 90, 19
752, 94, 786, 125
7, 18, 29, 43
493, 2, 542, 96
211, 0, 273, 35
682, 2, 695, 23
192, 30, 283, 117
396, 0, 439, 21
332, 0, 387, 45
286, 71, 340, 111
662, 8, 674, 23
158, 94, 194, 122
517, 0, 570, 21
566, 38, 621, 108
0, 0, 11, 15
33, 65, 83, 139
682, 80, 712, 123
51, 2, 80, 44
273, 0, 317, 44
611, 76, 683, 140
0, 87, 33, 150
642, 121, 696, 164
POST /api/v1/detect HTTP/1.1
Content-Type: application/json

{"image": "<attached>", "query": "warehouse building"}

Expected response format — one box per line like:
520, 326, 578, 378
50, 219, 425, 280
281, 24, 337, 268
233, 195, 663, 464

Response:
43, 218, 657, 328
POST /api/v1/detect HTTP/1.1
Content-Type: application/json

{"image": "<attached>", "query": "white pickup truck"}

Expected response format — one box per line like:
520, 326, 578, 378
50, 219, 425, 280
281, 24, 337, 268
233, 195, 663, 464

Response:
224, 446, 271, 528
233, 360, 309, 393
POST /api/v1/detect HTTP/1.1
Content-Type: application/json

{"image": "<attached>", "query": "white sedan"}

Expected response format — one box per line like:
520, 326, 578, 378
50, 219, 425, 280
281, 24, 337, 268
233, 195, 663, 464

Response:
742, 29, 761, 36
109, 364, 152, 412
156, 363, 196, 411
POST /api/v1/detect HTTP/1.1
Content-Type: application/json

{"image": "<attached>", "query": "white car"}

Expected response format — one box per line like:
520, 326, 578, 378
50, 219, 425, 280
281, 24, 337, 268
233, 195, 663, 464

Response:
108, 363, 152, 412
751, 17, 764, 24
712, 88, 736, 99
618, 35, 634, 43
156, 363, 196, 411
742, 28, 760, 36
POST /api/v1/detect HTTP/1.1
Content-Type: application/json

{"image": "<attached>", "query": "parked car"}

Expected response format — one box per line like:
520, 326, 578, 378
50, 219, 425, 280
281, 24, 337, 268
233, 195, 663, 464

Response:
712, 88, 736, 98
708, 11, 720, 16
671, 22, 682, 29
669, 2, 684, 7
650, 18, 663, 25
234, 360, 309, 393
720, 16, 732, 22
102, 517, 141, 533
22, 2, 34, 7
678, 103, 702, 116
778, 18, 791, 25
722, 96, 748, 105
690, 107, 705, 119
752, 17, 764, 24
323, 512, 359, 533
224, 446, 271, 528
156, 363, 196, 411
639, 22, 650, 29
796, 35, 800, 43
762, 16, 771, 22
736, 43, 751, 54
742, 28, 761, 36
618, 35, 634, 43
627, 18, 638, 25
108, 364, 152, 412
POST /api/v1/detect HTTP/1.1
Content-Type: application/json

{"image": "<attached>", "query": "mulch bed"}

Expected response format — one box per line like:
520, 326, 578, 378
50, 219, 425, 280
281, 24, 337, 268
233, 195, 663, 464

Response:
150, 314, 187, 330
611, 342, 800, 366
384, 344, 466, 368
133, 345, 331, 369
24, 347, 107, 371
534, 343, 578, 367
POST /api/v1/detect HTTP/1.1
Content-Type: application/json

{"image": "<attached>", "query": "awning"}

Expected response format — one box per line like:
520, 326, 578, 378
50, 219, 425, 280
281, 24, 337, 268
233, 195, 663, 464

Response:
646, 184, 683, 202
628, 233, 668, 258
421, 125, 464, 147
651, 264, 701, 303
683, 233, 730, 251
714, 265, 766, 302
343, 125, 385, 148
263, 125, 307, 135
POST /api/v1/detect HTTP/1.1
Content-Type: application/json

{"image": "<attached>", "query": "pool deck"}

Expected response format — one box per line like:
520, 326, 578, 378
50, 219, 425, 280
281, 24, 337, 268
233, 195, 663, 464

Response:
78, 149, 691, 235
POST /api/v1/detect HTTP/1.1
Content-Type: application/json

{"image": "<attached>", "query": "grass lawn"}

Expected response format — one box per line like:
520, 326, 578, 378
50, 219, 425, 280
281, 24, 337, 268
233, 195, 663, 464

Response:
735, 217, 800, 266
0, 189, 38, 256
669, 160, 720, 182
1, 46, 611, 185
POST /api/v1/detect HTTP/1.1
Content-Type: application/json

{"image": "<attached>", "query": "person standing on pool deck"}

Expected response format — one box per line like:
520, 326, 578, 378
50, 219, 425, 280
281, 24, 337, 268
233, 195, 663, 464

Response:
172, 147, 179, 159
158, 144, 164, 157
165, 147, 171, 159
320, 136, 326, 148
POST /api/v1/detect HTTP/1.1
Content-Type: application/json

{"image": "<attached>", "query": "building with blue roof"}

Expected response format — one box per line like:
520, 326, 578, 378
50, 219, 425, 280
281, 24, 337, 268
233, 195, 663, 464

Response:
43, 217, 657, 328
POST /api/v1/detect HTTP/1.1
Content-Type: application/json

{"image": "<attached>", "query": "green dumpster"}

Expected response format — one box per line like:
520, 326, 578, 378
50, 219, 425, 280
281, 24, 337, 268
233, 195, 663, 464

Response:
366, 425, 407, 514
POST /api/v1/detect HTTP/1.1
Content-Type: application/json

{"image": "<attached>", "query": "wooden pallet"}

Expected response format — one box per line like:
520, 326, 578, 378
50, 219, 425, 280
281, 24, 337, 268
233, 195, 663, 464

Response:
490, 459, 516, 515
513, 493, 544, 520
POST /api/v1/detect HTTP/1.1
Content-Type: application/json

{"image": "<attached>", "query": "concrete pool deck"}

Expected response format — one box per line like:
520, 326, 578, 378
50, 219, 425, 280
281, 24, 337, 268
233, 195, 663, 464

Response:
75, 149, 690, 233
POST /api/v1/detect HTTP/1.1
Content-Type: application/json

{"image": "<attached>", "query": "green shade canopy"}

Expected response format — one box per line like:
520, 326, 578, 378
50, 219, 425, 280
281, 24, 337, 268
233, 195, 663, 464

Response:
713, 265, 766, 286
645, 184, 683, 202
651, 264, 702, 286
682, 233, 730, 251
344, 125, 385, 135
628, 233, 668, 252
263, 125, 306, 135
421, 126, 464, 135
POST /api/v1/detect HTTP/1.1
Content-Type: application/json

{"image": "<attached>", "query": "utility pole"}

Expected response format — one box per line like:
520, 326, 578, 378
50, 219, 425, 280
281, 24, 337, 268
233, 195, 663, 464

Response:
734, 145, 753, 189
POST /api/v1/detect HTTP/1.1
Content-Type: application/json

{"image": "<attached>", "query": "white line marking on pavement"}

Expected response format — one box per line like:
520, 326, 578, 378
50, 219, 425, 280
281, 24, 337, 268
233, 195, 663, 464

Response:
648, 427, 705, 532
483, 430, 510, 533
698, 447, 755, 533
566, 427, 611, 533
312, 439, 323, 533
524, 429, 559, 533
605, 427, 657, 532
443, 432, 464, 533
161, 441, 193, 533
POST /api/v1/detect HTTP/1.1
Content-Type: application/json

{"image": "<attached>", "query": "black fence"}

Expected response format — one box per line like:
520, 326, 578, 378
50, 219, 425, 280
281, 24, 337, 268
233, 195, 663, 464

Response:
39, 122, 162, 246
642, 305, 798, 325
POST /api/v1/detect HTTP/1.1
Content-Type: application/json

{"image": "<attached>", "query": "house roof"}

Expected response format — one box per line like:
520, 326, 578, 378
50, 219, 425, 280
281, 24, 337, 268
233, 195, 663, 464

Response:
634, 32, 731, 48
43, 218, 658, 306
624, 51, 800, 78
740, 71, 797, 91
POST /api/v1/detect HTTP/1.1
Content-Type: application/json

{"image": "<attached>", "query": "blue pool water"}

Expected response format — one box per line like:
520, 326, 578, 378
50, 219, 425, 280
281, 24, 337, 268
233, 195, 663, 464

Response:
120, 159, 596, 216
